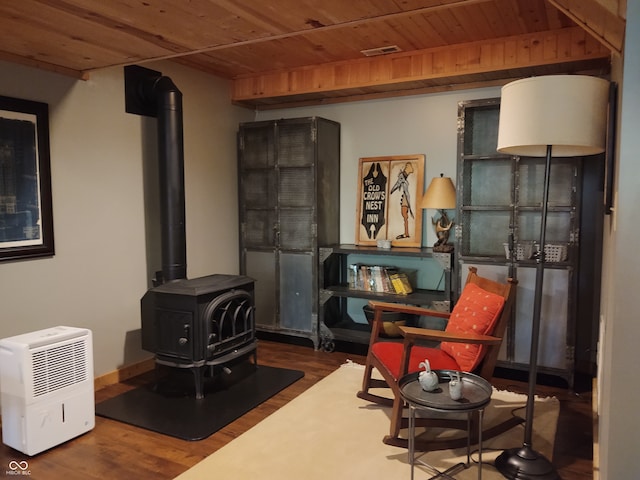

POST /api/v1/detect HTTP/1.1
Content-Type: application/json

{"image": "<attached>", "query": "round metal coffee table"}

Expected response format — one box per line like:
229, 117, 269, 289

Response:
399, 370, 492, 480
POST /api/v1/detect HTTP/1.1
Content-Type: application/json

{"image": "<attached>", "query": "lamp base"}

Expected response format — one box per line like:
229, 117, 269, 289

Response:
495, 446, 560, 479
432, 243, 454, 253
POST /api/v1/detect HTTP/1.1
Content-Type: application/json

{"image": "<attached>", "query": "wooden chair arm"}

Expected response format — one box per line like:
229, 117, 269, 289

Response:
368, 300, 451, 320
398, 325, 502, 345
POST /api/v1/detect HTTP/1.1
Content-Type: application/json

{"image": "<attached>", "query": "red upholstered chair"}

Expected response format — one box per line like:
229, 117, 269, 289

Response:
357, 266, 520, 451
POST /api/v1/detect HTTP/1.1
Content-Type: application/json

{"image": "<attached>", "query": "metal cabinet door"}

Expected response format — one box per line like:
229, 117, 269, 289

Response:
514, 267, 570, 371
279, 252, 314, 333
245, 250, 277, 328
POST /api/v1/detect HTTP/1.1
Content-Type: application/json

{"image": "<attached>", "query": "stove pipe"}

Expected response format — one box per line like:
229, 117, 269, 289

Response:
125, 65, 187, 283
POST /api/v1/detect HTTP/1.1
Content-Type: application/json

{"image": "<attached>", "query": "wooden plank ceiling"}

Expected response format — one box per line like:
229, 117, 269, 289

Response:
0, 0, 625, 109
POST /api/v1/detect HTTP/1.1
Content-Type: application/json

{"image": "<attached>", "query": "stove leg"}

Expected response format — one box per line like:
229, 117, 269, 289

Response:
151, 360, 162, 392
192, 366, 205, 399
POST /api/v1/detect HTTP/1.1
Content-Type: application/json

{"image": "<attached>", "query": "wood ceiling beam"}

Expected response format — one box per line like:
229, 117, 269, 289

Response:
232, 26, 611, 107
547, 0, 625, 55
0, 49, 88, 80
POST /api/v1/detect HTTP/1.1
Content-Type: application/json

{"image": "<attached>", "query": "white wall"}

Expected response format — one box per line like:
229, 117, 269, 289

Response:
0, 60, 253, 376
598, 1, 640, 477
254, 87, 502, 247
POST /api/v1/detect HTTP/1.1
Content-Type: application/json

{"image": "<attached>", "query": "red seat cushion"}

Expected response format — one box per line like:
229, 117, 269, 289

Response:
371, 342, 459, 380
440, 282, 505, 372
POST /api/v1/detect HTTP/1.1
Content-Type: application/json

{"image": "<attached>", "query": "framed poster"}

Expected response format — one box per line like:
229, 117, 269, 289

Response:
0, 95, 54, 262
356, 154, 424, 247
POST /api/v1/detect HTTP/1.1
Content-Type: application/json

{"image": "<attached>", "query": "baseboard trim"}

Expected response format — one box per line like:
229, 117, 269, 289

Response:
94, 357, 156, 391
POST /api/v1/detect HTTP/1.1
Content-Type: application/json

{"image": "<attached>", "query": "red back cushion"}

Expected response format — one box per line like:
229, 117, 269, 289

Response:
440, 282, 505, 372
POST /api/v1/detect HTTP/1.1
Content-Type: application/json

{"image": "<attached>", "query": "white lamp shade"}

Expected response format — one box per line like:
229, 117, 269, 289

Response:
497, 75, 609, 157
420, 176, 456, 209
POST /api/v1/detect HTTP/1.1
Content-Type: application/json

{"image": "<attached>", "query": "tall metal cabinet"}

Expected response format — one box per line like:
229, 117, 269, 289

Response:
238, 117, 340, 349
456, 98, 591, 387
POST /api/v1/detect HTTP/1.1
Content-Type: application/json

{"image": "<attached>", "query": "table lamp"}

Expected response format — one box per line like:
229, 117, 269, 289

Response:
420, 174, 456, 252
494, 75, 609, 479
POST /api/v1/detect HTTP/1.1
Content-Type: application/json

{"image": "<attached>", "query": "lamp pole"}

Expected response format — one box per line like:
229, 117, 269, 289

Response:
494, 145, 559, 479
494, 73, 609, 480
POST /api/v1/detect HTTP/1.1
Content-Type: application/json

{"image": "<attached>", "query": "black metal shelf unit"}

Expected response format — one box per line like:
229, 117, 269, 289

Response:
318, 244, 453, 351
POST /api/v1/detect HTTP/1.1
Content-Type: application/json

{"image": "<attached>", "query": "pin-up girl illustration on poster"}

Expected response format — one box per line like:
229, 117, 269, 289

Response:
389, 162, 414, 239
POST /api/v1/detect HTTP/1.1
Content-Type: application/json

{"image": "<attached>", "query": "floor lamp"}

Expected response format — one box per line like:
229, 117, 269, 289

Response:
494, 75, 609, 479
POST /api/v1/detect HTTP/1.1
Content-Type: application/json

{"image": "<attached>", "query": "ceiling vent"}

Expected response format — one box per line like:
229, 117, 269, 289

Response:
360, 45, 402, 57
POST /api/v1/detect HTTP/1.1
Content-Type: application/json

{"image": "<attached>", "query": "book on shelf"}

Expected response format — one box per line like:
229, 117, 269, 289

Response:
359, 264, 372, 291
348, 265, 414, 294
347, 264, 358, 289
371, 266, 387, 293
389, 272, 413, 295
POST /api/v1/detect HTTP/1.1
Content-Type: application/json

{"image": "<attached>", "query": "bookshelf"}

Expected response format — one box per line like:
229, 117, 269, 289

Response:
318, 244, 453, 350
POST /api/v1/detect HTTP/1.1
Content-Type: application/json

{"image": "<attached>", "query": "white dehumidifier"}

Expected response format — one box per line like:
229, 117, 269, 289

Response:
0, 326, 95, 455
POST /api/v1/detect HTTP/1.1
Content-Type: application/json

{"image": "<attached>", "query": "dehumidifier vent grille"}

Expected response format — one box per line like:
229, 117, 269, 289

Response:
31, 339, 88, 397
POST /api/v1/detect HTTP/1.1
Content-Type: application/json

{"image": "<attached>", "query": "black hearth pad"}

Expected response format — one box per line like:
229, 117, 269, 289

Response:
95, 364, 304, 441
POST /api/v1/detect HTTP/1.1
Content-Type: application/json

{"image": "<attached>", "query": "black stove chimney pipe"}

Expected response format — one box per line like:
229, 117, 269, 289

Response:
125, 65, 187, 283
151, 75, 187, 282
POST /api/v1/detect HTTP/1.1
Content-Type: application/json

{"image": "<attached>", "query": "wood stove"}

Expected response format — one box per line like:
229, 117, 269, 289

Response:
141, 274, 256, 399
126, 65, 256, 399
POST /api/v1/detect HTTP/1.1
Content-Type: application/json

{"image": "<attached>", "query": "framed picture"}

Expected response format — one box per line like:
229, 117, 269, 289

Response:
0, 95, 54, 262
355, 154, 424, 247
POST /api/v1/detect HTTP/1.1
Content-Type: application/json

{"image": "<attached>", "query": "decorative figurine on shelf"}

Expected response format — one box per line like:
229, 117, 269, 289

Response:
418, 359, 439, 392
449, 371, 463, 400
432, 212, 454, 252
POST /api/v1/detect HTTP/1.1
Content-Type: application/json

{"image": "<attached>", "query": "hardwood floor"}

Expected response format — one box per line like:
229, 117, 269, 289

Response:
0, 339, 593, 479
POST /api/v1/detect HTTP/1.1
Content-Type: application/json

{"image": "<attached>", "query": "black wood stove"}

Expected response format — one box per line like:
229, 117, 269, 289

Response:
141, 274, 256, 399
126, 65, 256, 399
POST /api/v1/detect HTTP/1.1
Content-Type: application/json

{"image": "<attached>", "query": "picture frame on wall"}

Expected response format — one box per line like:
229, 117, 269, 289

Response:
355, 154, 424, 247
0, 95, 54, 262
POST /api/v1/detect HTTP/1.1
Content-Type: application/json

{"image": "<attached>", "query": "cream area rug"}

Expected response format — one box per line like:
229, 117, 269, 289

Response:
175, 362, 559, 480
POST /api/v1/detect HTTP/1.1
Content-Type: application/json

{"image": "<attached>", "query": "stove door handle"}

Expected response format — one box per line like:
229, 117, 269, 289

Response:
178, 324, 190, 345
